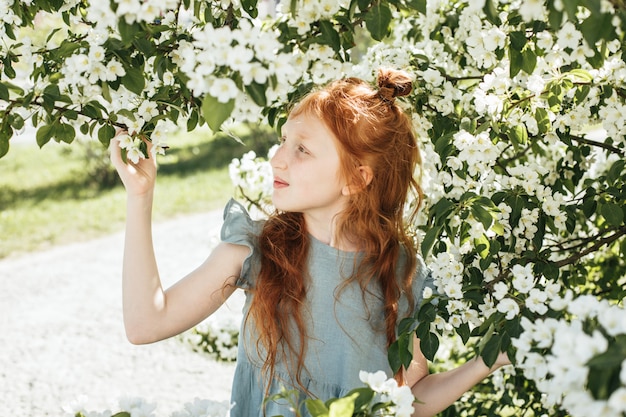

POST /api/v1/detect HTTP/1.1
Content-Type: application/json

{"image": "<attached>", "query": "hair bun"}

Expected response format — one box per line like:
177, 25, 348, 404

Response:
377, 68, 413, 104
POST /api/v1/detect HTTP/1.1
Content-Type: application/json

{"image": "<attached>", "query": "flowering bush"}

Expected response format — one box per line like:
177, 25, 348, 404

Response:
63, 373, 411, 417
4, 0, 626, 416
266, 371, 415, 417
228, 147, 276, 213
513, 296, 626, 416
64, 396, 231, 417
180, 313, 240, 362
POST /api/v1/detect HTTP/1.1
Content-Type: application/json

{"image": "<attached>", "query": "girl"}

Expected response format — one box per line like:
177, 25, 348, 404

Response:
110, 68, 510, 417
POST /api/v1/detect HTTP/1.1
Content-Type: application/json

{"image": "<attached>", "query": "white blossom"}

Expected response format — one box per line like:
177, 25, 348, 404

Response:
497, 298, 520, 320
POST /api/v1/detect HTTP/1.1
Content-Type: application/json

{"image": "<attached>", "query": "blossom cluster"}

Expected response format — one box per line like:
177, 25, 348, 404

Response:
513, 297, 626, 417
180, 314, 240, 363
358, 371, 415, 417
228, 147, 276, 211
63, 396, 231, 417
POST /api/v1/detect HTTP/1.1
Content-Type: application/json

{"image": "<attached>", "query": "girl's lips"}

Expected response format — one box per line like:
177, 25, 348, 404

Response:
273, 177, 289, 188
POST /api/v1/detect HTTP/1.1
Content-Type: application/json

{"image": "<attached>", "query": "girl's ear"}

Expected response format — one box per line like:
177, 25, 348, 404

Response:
342, 166, 373, 196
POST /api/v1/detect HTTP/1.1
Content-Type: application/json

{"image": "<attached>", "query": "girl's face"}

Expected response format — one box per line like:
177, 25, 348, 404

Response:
270, 112, 348, 223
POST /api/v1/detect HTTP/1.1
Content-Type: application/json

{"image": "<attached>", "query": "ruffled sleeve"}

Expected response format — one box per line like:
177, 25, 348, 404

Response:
412, 255, 436, 310
220, 199, 264, 289
397, 254, 436, 322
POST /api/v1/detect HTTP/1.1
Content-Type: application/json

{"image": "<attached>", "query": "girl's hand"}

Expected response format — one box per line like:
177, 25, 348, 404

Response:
493, 351, 512, 369
109, 132, 157, 197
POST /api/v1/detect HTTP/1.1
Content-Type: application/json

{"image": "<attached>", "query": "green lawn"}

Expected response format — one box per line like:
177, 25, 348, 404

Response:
0, 125, 276, 259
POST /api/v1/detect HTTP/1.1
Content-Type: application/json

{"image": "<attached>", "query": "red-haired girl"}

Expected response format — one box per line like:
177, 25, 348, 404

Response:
111, 68, 510, 417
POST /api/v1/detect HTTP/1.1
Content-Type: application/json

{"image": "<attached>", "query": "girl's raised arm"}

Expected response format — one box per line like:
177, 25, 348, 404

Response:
406, 336, 511, 417
110, 139, 248, 344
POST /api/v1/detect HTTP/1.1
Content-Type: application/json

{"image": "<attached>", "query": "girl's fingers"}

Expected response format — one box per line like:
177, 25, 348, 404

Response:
109, 137, 122, 166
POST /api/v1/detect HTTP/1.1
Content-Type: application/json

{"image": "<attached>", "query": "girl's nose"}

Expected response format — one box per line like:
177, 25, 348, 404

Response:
270, 144, 286, 169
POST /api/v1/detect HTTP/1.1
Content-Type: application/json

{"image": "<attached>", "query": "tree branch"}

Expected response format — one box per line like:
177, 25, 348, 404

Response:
569, 133, 625, 157
553, 225, 626, 268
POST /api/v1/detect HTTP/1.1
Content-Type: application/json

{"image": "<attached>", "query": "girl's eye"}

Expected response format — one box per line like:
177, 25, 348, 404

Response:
297, 145, 308, 154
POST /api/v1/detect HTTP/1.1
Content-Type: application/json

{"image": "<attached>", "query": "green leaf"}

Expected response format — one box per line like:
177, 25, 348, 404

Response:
118, 18, 141, 44
0, 123, 11, 158
431, 197, 456, 224
6, 112, 24, 131
202, 95, 235, 132
568, 68, 594, 83
561, 0, 578, 21
2, 56, 16, 79
509, 51, 522, 79
474, 234, 490, 258
456, 322, 470, 344
388, 339, 403, 374
418, 323, 439, 361
507, 124, 528, 146
121, 67, 146, 95
607, 159, 625, 184
244, 82, 267, 107
241, 0, 258, 17
98, 124, 116, 146
535, 107, 550, 134
600, 202, 624, 226
187, 109, 199, 131
57, 123, 75, 143
328, 392, 357, 417
417, 302, 436, 323
508, 31, 526, 78
389, 330, 415, 372
398, 317, 417, 335
586, 336, 626, 400
305, 399, 329, 416
548, 7, 564, 31
398, 332, 414, 368
481, 334, 502, 368
579, 12, 615, 46
575, 84, 591, 103
3, 80, 24, 96
101, 82, 112, 102
420, 225, 441, 258
521, 48, 537, 75
0, 82, 9, 101
82, 103, 103, 119
348, 388, 375, 412
482, 0, 500, 25
471, 202, 494, 230
133, 37, 155, 56
406, 0, 426, 14
36, 124, 54, 148
357, 0, 370, 14
363, 2, 392, 41
317, 20, 341, 52
587, 336, 626, 368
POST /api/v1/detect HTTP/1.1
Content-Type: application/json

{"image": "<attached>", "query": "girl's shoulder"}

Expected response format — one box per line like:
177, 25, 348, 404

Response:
220, 199, 265, 288
221, 199, 266, 242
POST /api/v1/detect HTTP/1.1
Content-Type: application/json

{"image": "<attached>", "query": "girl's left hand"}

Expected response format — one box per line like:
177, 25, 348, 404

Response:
110, 131, 157, 197
493, 351, 512, 369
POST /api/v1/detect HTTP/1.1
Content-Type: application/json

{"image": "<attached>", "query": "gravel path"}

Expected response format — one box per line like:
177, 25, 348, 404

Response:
0, 207, 243, 416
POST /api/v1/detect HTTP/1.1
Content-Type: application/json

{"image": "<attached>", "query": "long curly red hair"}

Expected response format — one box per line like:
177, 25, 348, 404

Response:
247, 68, 424, 394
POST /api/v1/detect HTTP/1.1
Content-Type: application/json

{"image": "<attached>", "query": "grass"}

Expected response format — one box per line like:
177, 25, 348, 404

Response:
0, 124, 277, 259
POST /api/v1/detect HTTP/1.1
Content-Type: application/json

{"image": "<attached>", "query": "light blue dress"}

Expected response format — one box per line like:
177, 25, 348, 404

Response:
220, 200, 433, 417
